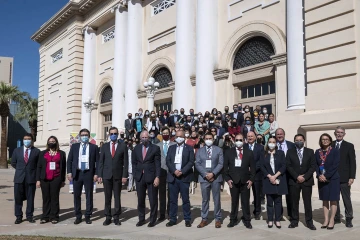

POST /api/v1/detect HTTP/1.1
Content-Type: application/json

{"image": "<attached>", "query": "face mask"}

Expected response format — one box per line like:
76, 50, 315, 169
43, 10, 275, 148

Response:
245, 120, 251, 125
198, 131, 204, 134
23, 140, 32, 148
81, 136, 89, 143
180, 111, 184, 114
48, 143, 56, 149
135, 116, 139, 119
295, 141, 304, 149
235, 141, 243, 148
141, 138, 149, 145
263, 110, 267, 114
238, 107, 242, 111
233, 108, 238, 112
176, 137, 185, 144
245, 109, 249, 113
174, 112, 178, 115
149, 134, 155, 138
145, 112, 149, 116
213, 111, 217, 114
162, 135, 170, 141
172, 132, 176, 136
151, 114, 155, 117
205, 140, 213, 147
194, 117, 198, 120
132, 144, 136, 148
170, 114, 174, 116
139, 111, 143, 114
120, 134, 125, 138
128, 116, 132, 119
268, 143, 276, 150
190, 112, 194, 116
192, 136, 197, 139
257, 138, 262, 144
185, 133, 190, 138
110, 135, 118, 141
225, 109, 229, 113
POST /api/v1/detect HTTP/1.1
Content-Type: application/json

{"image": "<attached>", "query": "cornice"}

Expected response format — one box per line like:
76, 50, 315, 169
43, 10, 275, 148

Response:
271, 53, 287, 66
213, 69, 230, 81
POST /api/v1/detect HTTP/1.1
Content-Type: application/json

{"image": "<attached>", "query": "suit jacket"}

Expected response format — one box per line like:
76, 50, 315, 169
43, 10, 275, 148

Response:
215, 127, 226, 138
125, 118, 134, 135
150, 137, 160, 145
241, 125, 255, 137
11, 146, 40, 184
286, 147, 316, 187
36, 150, 66, 183
332, 140, 356, 182
66, 143, 99, 179
166, 144, 195, 183
230, 112, 244, 127
315, 148, 340, 181
223, 147, 256, 184
131, 143, 161, 184
169, 115, 183, 127
286, 141, 296, 151
195, 145, 224, 183
244, 143, 264, 181
98, 141, 128, 180
156, 141, 176, 177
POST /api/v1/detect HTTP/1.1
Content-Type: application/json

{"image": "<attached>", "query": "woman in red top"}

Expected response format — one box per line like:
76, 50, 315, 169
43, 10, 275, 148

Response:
228, 118, 241, 140
36, 136, 66, 224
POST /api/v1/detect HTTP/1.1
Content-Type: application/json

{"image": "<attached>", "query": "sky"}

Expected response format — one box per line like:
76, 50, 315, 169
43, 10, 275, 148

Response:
0, 0, 69, 97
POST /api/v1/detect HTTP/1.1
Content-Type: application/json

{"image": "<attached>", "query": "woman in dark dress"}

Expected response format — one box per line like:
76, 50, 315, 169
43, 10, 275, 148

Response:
315, 133, 340, 230
261, 136, 288, 229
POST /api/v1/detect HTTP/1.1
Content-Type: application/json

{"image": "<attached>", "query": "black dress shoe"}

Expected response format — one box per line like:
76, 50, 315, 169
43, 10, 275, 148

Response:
244, 222, 252, 229
114, 219, 121, 226
166, 221, 176, 227
148, 222, 156, 227
288, 223, 298, 228
27, 218, 36, 223
227, 221, 235, 228
346, 219, 353, 228
136, 221, 145, 227
74, 218, 82, 225
185, 221, 191, 227
268, 222, 273, 228
307, 224, 316, 230
15, 218, 22, 224
85, 217, 92, 224
157, 215, 166, 222
275, 222, 281, 229
103, 219, 111, 226
327, 225, 334, 230
334, 218, 341, 224
321, 225, 328, 229
254, 215, 260, 220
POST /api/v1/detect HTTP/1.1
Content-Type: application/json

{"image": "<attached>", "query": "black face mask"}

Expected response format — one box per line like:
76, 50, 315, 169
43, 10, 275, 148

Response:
198, 131, 204, 134
232, 122, 237, 127
257, 138, 262, 144
48, 143, 56, 149
120, 134, 125, 138
225, 109, 229, 113
128, 116, 132, 119
180, 111, 184, 114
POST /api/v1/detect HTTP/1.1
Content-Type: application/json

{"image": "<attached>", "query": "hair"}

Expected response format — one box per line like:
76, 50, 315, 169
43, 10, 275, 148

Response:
265, 136, 278, 153
269, 113, 275, 118
258, 113, 265, 117
79, 128, 90, 136
335, 126, 345, 132
294, 133, 306, 142
46, 135, 60, 151
23, 133, 34, 140
275, 128, 285, 135
204, 132, 214, 139
109, 126, 118, 133
162, 127, 170, 134
319, 133, 333, 149
234, 133, 244, 139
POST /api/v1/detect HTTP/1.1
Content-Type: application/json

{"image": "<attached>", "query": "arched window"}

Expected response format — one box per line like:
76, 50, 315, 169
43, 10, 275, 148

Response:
153, 67, 172, 89
233, 36, 275, 70
100, 86, 112, 104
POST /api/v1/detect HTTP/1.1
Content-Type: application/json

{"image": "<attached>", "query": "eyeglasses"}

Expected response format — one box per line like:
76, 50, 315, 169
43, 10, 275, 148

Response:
321, 139, 330, 142
110, 133, 118, 136
235, 139, 243, 142
211, 130, 216, 132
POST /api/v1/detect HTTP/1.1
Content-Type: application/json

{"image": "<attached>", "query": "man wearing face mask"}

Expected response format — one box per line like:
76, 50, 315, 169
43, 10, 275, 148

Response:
165, 130, 194, 227
124, 113, 135, 139
222, 106, 230, 122
195, 133, 224, 228
184, 115, 193, 127
11, 133, 40, 224
224, 133, 255, 229
169, 109, 179, 127
286, 134, 317, 230
262, 107, 269, 121
230, 104, 244, 127
149, 130, 160, 144
98, 127, 129, 226
67, 129, 99, 224
118, 130, 125, 143
138, 108, 144, 119
189, 109, 195, 120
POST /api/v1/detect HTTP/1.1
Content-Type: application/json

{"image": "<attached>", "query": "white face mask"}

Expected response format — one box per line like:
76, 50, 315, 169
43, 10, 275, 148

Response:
175, 137, 184, 144
268, 143, 276, 150
235, 141, 243, 148
185, 133, 190, 138
263, 110, 268, 114
205, 140, 213, 147
245, 109, 249, 112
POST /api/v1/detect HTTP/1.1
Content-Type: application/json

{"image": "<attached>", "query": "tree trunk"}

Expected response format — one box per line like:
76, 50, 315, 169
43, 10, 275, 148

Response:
31, 127, 36, 142
0, 115, 8, 168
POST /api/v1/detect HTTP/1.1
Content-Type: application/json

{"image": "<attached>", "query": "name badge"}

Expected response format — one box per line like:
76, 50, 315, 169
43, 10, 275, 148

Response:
152, 126, 155, 130
235, 158, 242, 167
81, 155, 89, 169
174, 154, 181, 164
49, 162, 56, 170
206, 159, 212, 168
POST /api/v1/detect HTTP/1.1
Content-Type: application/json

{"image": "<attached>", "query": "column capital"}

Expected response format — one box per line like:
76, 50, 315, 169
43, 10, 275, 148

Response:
146, 89, 155, 98
82, 26, 96, 35
111, 1, 128, 13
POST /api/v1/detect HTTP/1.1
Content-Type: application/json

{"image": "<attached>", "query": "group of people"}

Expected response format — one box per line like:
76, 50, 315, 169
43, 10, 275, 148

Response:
11, 105, 356, 232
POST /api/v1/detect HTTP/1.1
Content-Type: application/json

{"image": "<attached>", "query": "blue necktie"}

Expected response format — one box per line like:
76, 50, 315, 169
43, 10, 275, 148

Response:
163, 142, 168, 157
81, 144, 87, 170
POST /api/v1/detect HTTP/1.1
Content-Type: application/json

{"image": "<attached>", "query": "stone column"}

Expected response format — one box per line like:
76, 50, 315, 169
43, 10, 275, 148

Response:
147, 92, 154, 112
195, 0, 218, 113
174, 0, 196, 111
81, 26, 96, 130
125, 0, 142, 115
111, 3, 128, 129
286, 0, 305, 110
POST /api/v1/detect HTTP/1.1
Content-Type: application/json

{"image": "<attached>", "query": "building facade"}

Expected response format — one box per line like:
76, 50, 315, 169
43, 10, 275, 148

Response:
32, 0, 360, 188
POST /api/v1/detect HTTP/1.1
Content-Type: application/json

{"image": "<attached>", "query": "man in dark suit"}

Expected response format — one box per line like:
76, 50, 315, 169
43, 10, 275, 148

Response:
224, 133, 256, 229
286, 134, 317, 230
169, 109, 179, 127
333, 126, 356, 227
98, 127, 128, 226
11, 133, 40, 224
244, 131, 264, 220
124, 113, 134, 138
132, 131, 161, 227
165, 130, 194, 227
156, 127, 176, 221
214, 119, 226, 138
275, 128, 295, 221
67, 128, 99, 225
230, 104, 244, 127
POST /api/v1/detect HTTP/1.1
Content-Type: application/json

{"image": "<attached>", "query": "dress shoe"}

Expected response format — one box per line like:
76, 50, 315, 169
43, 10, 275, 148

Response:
288, 223, 298, 228
275, 222, 281, 229
85, 217, 92, 224
148, 222, 156, 227
14, 218, 22, 224
185, 221, 191, 227
268, 222, 273, 228
27, 218, 36, 223
321, 224, 328, 229
327, 225, 334, 230
114, 219, 121, 226
166, 221, 176, 227
244, 222, 252, 229
74, 218, 82, 225
157, 215, 166, 222
334, 218, 341, 224
215, 221, 221, 228
346, 219, 353, 228
40, 219, 49, 224
254, 215, 260, 220
103, 219, 111, 226
197, 220, 208, 228
227, 221, 236, 228
136, 221, 145, 227
307, 224, 316, 230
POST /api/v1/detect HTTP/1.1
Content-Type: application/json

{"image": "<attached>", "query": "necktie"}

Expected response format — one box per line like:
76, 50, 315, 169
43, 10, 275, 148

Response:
163, 142, 168, 157
112, 142, 116, 158
237, 147, 243, 159
81, 144, 87, 171
142, 145, 147, 160
278, 143, 283, 150
336, 142, 340, 149
249, 144, 252, 151
24, 149, 29, 164
82, 144, 87, 155
297, 149, 303, 165
207, 147, 212, 159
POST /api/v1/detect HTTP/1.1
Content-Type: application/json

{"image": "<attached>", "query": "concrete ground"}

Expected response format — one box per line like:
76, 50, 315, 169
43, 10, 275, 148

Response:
0, 169, 359, 240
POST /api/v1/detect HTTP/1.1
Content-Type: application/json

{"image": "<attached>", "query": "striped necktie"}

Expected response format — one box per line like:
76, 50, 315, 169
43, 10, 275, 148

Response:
207, 146, 212, 159
297, 149, 303, 165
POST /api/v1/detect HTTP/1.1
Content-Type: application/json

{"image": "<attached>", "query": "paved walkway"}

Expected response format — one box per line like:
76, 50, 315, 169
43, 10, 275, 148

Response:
0, 169, 359, 240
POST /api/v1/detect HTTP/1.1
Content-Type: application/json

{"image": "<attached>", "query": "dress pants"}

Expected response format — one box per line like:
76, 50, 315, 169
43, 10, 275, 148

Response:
200, 181, 222, 221
230, 181, 251, 222
289, 184, 313, 225
266, 194, 282, 221
40, 176, 62, 221
73, 170, 94, 218
159, 174, 170, 217
128, 173, 135, 191
168, 178, 191, 223
252, 180, 262, 216
336, 182, 354, 220
284, 185, 293, 220
14, 180, 36, 219
136, 175, 158, 224
103, 177, 122, 220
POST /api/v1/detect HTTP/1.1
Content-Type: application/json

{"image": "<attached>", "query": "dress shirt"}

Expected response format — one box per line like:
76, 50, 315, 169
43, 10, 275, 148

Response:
297, 147, 304, 164
175, 143, 184, 170
23, 146, 31, 158
248, 143, 254, 151
335, 140, 343, 149
78, 143, 89, 170
277, 141, 288, 156
233, 112, 238, 119
270, 154, 275, 173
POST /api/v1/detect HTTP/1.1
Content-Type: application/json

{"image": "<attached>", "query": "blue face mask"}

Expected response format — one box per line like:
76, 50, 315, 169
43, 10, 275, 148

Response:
110, 134, 118, 142
246, 120, 251, 125
81, 136, 89, 143
23, 140, 31, 148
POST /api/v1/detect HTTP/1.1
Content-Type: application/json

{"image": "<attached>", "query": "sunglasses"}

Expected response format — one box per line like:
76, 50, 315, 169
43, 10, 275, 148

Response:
110, 133, 118, 136
235, 139, 243, 142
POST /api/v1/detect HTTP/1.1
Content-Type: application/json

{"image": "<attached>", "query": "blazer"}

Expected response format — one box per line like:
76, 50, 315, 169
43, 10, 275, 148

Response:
131, 143, 161, 184
286, 147, 316, 187
11, 146, 40, 184
215, 127, 226, 138
36, 150, 66, 183
195, 145, 224, 183
156, 141, 176, 177
159, 116, 171, 127
241, 125, 255, 138
98, 141, 129, 180
125, 118, 134, 132
315, 148, 340, 181
244, 143, 264, 181
331, 140, 356, 183
166, 144, 195, 183
223, 147, 256, 184
261, 150, 288, 195
67, 143, 99, 179
230, 112, 244, 127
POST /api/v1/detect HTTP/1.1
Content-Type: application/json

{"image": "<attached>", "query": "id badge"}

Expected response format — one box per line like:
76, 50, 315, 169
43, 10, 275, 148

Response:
49, 162, 56, 170
206, 159, 212, 168
81, 155, 89, 169
152, 126, 155, 130
174, 155, 181, 164
235, 158, 242, 167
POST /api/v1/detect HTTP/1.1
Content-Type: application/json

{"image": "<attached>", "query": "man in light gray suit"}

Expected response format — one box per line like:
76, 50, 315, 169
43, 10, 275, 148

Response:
156, 127, 176, 221
195, 132, 224, 228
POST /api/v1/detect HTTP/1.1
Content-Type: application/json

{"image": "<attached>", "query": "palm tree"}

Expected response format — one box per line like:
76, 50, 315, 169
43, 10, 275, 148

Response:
14, 97, 38, 142
0, 82, 29, 169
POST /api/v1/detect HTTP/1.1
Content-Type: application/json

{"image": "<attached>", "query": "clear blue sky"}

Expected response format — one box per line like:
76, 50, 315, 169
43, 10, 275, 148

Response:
0, 0, 69, 97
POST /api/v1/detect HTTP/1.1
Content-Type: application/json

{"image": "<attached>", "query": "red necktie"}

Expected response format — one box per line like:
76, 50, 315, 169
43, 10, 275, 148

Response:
112, 142, 115, 158
24, 149, 29, 164
142, 146, 147, 160
237, 147, 243, 159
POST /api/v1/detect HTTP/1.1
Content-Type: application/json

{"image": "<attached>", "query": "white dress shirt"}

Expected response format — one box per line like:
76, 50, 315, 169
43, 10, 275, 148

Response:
277, 141, 288, 156
175, 144, 184, 170
270, 154, 275, 173
78, 143, 89, 169
335, 140, 343, 149
110, 141, 118, 154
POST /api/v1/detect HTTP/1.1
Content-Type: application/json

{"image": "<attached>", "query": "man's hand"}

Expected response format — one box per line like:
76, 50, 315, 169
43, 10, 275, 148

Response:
206, 172, 214, 181
227, 180, 233, 188
36, 181, 41, 188
98, 177, 103, 184
67, 174, 73, 182
122, 178, 127, 184
269, 175, 276, 183
297, 175, 305, 183
174, 170, 182, 177
349, 179, 354, 186
247, 180, 253, 189
153, 177, 159, 187
93, 175, 98, 182
319, 175, 326, 182
61, 182, 65, 188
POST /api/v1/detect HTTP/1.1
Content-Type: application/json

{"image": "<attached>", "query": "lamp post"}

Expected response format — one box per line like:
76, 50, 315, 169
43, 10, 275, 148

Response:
143, 77, 159, 111
82, 97, 97, 131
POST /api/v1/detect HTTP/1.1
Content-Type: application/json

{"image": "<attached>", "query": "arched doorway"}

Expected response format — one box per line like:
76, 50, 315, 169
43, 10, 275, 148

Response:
153, 67, 173, 111
99, 85, 113, 141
